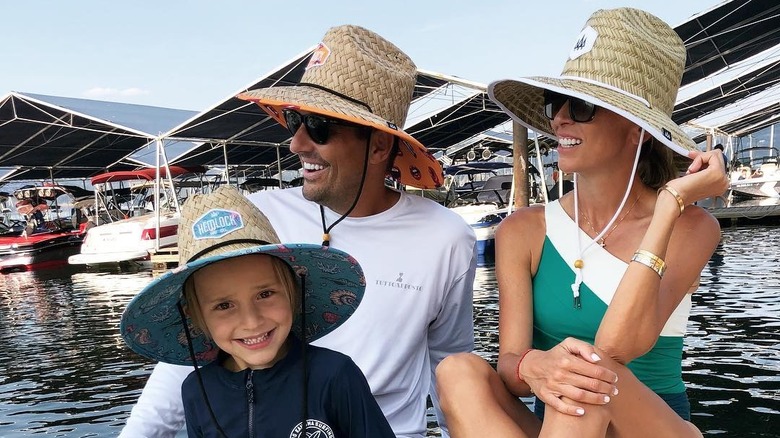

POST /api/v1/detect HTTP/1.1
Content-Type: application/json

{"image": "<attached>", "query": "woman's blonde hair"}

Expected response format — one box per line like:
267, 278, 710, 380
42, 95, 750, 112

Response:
183, 255, 300, 339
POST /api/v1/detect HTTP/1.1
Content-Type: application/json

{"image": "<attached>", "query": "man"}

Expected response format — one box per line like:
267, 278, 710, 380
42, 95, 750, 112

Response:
713, 143, 729, 172
119, 25, 476, 438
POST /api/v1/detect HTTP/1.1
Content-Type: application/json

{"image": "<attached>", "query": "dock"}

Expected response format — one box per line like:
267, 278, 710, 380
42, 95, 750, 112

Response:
708, 202, 780, 226
149, 246, 178, 274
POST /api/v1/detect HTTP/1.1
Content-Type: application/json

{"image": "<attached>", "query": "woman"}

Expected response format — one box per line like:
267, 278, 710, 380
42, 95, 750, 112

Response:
436, 8, 728, 437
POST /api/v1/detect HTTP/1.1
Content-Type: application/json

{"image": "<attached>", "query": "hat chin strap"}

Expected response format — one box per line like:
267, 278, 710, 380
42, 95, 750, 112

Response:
299, 273, 309, 435
319, 133, 372, 246
176, 302, 229, 437
570, 129, 644, 308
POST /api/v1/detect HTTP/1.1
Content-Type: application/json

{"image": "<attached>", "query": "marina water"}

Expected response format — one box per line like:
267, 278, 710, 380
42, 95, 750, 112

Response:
0, 225, 778, 437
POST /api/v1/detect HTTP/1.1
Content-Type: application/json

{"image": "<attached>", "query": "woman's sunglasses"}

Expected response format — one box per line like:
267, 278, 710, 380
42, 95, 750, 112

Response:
283, 109, 365, 145
543, 90, 597, 123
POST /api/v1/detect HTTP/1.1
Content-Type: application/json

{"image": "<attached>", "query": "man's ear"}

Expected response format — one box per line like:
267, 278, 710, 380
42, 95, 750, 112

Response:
369, 131, 395, 165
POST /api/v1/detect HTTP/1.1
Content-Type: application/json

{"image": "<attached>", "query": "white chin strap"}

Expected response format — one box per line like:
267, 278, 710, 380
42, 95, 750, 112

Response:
571, 129, 645, 309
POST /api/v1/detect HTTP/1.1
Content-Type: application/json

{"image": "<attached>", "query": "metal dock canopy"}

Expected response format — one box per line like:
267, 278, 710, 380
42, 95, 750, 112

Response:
0, 92, 196, 181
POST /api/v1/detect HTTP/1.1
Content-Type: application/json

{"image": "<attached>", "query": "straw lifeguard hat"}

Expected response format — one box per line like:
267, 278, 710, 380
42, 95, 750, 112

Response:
120, 185, 365, 366
238, 24, 444, 189
489, 8, 694, 156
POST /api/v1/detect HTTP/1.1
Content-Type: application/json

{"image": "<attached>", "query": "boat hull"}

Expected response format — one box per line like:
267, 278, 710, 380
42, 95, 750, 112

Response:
0, 233, 84, 273
730, 178, 780, 198
69, 213, 179, 266
451, 205, 506, 266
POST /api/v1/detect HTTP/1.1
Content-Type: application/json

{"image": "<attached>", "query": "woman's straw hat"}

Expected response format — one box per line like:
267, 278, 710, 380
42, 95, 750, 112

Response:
238, 25, 444, 189
120, 185, 365, 366
489, 8, 695, 156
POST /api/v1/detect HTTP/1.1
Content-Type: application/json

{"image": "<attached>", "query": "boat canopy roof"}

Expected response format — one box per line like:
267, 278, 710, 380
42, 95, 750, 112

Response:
446, 161, 538, 176
13, 184, 92, 201
89, 165, 205, 185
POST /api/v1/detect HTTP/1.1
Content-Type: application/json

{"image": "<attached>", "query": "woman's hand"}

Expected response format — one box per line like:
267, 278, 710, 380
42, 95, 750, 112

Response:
667, 149, 729, 205
521, 338, 618, 416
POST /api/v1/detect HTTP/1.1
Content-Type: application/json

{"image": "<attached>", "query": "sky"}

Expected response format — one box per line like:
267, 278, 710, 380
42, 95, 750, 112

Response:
2, 0, 725, 112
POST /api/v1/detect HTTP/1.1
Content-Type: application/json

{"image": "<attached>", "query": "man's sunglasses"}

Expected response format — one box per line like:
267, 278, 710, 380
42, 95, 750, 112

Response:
283, 109, 365, 145
543, 90, 597, 123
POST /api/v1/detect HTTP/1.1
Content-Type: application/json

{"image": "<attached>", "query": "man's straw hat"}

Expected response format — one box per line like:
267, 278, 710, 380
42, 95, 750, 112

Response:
238, 24, 444, 189
489, 8, 695, 156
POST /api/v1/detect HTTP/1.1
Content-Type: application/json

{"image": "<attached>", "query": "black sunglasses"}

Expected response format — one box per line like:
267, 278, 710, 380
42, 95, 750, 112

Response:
543, 90, 597, 123
283, 109, 364, 145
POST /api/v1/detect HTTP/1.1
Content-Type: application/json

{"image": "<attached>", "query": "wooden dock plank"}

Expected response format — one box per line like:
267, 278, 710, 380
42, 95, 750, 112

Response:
149, 246, 179, 272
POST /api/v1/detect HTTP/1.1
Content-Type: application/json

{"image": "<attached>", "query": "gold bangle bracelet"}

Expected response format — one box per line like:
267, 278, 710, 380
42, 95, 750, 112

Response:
658, 185, 685, 216
631, 249, 666, 278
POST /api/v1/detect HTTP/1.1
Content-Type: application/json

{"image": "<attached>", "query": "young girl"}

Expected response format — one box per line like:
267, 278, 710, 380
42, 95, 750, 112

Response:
121, 185, 393, 437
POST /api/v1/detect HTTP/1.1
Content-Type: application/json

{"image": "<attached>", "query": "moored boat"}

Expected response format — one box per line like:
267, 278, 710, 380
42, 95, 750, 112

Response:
0, 185, 91, 273
729, 147, 780, 199
730, 160, 780, 199
446, 162, 545, 265
68, 166, 202, 266
446, 163, 515, 265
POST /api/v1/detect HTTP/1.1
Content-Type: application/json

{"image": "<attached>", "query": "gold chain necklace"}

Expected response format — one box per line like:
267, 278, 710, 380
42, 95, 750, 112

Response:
580, 192, 642, 248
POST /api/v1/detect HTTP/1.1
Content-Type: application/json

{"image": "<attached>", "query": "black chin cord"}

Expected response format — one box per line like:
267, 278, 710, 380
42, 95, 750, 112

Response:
176, 302, 228, 438
300, 273, 309, 433
319, 134, 372, 246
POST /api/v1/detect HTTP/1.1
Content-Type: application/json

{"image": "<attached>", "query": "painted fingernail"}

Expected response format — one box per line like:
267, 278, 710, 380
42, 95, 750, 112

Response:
576, 408, 585, 416
614, 375, 619, 383
591, 353, 601, 362
613, 387, 619, 396
604, 396, 611, 403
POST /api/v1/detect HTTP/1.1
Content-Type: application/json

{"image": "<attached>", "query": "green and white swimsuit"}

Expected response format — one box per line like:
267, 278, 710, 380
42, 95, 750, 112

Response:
532, 201, 691, 415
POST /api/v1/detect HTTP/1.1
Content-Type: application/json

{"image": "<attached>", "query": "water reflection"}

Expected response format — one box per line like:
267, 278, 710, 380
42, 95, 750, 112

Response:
0, 266, 155, 437
0, 227, 778, 436
686, 227, 780, 435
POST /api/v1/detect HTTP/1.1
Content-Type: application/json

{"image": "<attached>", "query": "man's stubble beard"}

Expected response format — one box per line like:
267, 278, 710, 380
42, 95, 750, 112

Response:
301, 181, 360, 215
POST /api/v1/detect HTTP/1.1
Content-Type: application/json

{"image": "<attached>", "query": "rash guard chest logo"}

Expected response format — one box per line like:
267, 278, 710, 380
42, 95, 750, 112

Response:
192, 209, 244, 240
289, 419, 335, 438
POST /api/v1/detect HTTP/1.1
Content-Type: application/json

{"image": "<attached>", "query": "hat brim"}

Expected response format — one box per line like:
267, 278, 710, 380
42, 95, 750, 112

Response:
488, 77, 695, 157
238, 85, 444, 189
120, 243, 364, 366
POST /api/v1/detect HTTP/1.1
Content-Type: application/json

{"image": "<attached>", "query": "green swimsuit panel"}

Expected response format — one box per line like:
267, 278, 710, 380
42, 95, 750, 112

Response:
532, 236, 685, 394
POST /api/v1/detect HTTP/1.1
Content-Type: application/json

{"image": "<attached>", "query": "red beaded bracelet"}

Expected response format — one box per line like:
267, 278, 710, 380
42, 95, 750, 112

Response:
516, 348, 535, 383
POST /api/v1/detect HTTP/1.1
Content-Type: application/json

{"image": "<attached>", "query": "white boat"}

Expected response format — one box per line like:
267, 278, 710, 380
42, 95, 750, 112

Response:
446, 163, 517, 265
451, 201, 508, 265
68, 166, 202, 266
446, 162, 547, 265
729, 147, 780, 199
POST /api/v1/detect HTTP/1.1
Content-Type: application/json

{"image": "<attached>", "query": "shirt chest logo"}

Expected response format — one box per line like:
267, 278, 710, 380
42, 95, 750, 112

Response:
289, 419, 335, 438
375, 271, 423, 292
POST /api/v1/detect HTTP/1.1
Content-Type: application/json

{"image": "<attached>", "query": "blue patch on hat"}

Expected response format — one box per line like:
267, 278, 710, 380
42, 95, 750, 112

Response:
662, 128, 672, 141
192, 209, 244, 240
